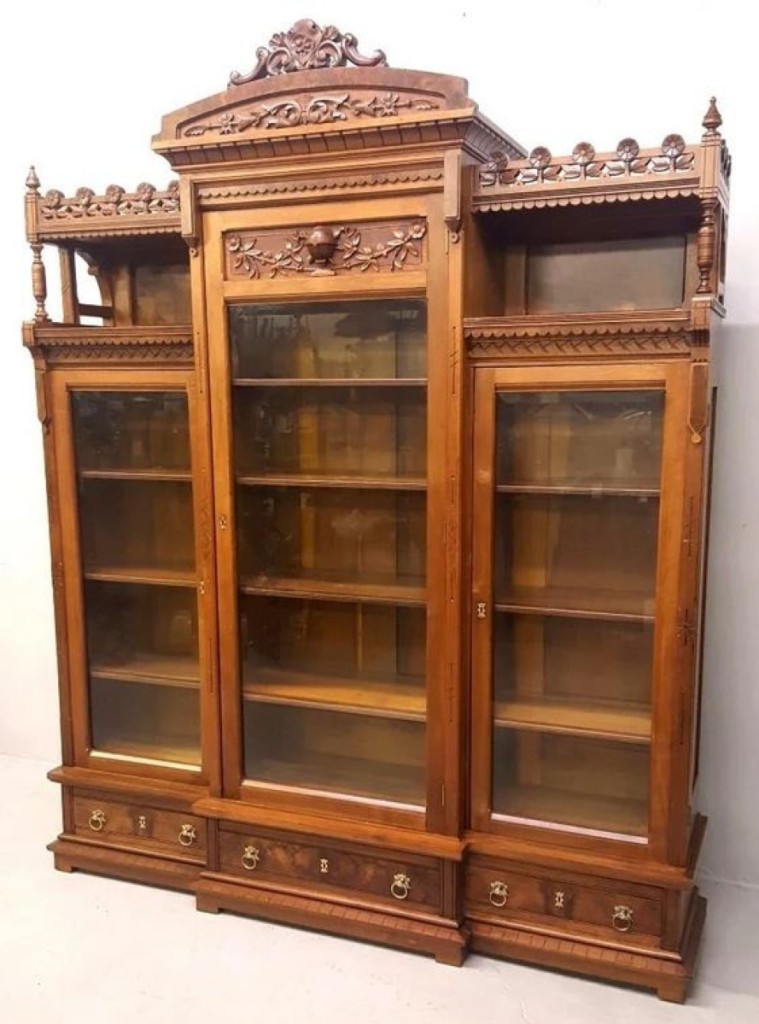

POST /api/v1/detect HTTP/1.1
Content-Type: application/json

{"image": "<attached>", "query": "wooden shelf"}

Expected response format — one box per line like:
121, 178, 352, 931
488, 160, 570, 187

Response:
246, 752, 425, 807
236, 472, 426, 491
493, 785, 648, 838
494, 698, 651, 744
243, 665, 426, 721
240, 571, 426, 606
497, 481, 660, 498
233, 378, 426, 388
92, 737, 201, 768
79, 469, 192, 482
496, 585, 655, 623
90, 653, 200, 690
85, 566, 197, 588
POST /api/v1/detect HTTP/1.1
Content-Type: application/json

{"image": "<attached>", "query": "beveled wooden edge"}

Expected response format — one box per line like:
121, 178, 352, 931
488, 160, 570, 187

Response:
23, 323, 194, 364
192, 796, 463, 860
468, 891, 705, 1002
195, 874, 469, 965
49, 765, 207, 806
463, 832, 694, 889
48, 836, 201, 892
152, 66, 524, 168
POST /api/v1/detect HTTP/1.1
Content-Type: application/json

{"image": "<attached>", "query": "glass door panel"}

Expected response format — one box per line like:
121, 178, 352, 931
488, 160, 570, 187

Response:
71, 390, 200, 768
230, 299, 427, 807
491, 388, 664, 837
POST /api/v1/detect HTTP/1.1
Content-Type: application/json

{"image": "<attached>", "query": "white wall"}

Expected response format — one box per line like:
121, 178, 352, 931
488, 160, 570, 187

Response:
1, 1, 756, 885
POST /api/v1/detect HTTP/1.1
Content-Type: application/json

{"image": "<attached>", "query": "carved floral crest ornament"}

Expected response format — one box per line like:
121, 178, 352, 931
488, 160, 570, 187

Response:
229, 19, 387, 85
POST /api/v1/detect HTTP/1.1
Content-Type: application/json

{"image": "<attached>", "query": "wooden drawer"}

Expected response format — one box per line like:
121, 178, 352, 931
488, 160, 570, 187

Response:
218, 827, 442, 914
466, 859, 662, 939
73, 794, 206, 863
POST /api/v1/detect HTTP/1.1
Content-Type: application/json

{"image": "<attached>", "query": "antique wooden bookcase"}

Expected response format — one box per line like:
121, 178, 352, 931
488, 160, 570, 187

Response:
24, 20, 730, 1002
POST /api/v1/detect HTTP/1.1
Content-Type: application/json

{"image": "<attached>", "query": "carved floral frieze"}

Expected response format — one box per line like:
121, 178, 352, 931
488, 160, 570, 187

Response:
39, 182, 180, 221
229, 20, 387, 85
225, 221, 427, 279
479, 136, 696, 189
184, 92, 438, 137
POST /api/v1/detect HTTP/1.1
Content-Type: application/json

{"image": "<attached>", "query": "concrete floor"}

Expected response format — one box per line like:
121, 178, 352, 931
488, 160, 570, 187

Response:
1, 753, 757, 1024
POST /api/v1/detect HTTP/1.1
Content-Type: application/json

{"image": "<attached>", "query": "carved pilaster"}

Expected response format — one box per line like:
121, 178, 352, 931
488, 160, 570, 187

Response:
31, 243, 50, 322
696, 201, 717, 295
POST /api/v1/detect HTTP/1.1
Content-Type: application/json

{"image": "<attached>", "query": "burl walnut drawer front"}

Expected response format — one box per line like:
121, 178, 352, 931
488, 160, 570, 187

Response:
466, 862, 662, 938
73, 795, 206, 863
218, 829, 442, 913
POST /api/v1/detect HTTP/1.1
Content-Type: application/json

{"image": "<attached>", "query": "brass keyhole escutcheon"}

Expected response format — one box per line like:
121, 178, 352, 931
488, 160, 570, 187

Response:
320, 858, 329, 874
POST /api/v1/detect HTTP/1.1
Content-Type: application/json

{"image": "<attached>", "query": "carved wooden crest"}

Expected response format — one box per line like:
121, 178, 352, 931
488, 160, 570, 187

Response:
230, 20, 387, 86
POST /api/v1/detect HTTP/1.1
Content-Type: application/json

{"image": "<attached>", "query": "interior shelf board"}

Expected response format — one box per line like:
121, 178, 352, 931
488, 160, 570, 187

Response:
79, 469, 192, 482
494, 697, 651, 744
496, 585, 655, 623
246, 752, 425, 807
90, 653, 200, 689
233, 378, 427, 388
243, 665, 426, 721
91, 738, 201, 769
493, 785, 649, 838
84, 566, 198, 588
239, 572, 426, 606
236, 472, 427, 491
496, 481, 660, 498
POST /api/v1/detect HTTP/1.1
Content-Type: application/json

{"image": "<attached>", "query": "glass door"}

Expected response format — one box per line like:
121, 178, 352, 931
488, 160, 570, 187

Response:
54, 373, 212, 777
471, 364, 685, 843
228, 300, 428, 808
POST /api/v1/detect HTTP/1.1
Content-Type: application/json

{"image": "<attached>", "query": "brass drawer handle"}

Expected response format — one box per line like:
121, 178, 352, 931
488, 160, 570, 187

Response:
489, 880, 509, 908
613, 905, 634, 932
178, 824, 197, 847
242, 845, 261, 871
391, 873, 411, 900
89, 809, 107, 832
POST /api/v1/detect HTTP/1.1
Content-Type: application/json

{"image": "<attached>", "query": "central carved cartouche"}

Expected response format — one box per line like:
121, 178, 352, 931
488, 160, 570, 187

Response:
306, 225, 339, 270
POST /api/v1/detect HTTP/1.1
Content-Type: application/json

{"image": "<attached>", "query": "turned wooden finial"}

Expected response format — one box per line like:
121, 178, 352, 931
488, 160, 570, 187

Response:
26, 165, 40, 193
702, 97, 722, 137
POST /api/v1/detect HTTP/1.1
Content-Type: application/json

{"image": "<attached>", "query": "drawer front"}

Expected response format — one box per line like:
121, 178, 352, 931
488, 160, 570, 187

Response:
73, 795, 206, 863
466, 860, 662, 938
219, 828, 441, 913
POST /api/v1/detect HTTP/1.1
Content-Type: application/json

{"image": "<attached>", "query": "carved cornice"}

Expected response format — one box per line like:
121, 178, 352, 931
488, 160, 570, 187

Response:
229, 20, 387, 86
474, 135, 702, 211
196, 167, 445, 207
225, 220, 427, 279
34, 182, 180, 240
464, 313, 704, 359
186, 92, 438, 137
24, 325, 193, 364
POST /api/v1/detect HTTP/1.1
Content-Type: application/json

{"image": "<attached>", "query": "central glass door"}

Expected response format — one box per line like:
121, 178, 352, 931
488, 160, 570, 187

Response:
228, 299, 428, 808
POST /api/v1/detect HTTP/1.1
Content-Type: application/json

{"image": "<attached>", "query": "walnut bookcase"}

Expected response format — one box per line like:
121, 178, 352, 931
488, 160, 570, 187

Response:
25, 20, 730, 1001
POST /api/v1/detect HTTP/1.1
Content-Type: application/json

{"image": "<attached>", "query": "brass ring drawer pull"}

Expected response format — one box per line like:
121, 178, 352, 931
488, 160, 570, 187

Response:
242, 845, 261, 871
612, 905, 634, 932
89, 809, 107, 832
391, 873, 411, 900
178, 824, 197, 847
489, 880, 509, 908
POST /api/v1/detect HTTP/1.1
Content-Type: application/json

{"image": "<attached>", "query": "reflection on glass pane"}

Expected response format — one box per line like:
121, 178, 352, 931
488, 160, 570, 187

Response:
240, 596, 425, 715
72, 392, 190, 472
229, 300, 426, 380
495, 493, 659, 617
234, 387, 426, 480
79, 479, 195, 574
90, 678, 200, 766
244, 703, 425, 805
86, 581, 199, 680
237, 487, 425, 586
493, 729, 649, 836
497, 390, 664, 488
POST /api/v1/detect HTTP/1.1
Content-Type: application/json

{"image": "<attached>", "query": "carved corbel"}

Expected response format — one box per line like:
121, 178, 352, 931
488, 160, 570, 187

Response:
179, 177, 200, 254
444, 150, 462, 243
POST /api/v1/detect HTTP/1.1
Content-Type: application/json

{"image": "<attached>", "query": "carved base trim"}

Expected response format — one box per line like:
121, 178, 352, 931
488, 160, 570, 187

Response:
196, 874, 469, 966
48, 837, 200, 892
469, 890, 706, 1003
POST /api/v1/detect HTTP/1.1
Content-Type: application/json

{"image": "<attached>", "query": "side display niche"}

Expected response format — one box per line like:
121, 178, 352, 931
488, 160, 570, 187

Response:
24, 18, 730, 1003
